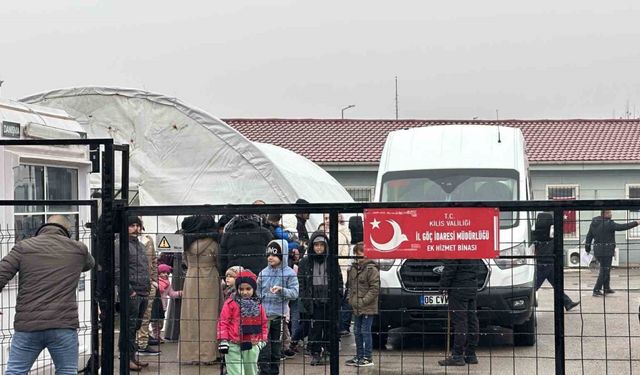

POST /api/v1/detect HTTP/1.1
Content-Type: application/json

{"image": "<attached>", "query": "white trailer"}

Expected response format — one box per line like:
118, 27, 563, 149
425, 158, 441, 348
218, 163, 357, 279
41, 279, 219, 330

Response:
0, 98, 92, 373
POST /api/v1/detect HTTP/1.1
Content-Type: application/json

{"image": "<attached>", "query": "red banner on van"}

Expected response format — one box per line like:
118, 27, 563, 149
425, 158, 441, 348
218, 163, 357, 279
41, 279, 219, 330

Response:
363, 208, 500, 259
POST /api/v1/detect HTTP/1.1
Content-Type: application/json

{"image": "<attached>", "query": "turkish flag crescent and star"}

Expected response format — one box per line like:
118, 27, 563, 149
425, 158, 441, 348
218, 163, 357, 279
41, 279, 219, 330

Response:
363, 208, 500, 259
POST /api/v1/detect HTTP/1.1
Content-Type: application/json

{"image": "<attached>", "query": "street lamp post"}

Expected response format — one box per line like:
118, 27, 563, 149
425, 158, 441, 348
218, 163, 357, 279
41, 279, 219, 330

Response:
341, 104, 355, 119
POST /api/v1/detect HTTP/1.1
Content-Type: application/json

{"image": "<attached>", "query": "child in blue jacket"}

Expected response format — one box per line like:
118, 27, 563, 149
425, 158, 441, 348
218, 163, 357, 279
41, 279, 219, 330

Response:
257, 239, 299, 375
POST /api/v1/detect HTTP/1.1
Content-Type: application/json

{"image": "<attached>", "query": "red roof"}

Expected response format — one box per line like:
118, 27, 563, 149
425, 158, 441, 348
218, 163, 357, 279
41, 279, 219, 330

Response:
224, 119, 640, 165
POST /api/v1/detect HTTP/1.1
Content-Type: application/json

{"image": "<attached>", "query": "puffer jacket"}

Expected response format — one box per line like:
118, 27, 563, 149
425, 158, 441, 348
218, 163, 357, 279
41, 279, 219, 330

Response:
217, 296, 268, 345
533, 212, 554, 265
298, 231, 343, 316
585, 216, 638, 257
219, 216, 274, 274
115, 235, 150, 298
0, 224, 94, 331
346, 259, 380, 315
257, 240, 299, 317
439, 259, 482, 299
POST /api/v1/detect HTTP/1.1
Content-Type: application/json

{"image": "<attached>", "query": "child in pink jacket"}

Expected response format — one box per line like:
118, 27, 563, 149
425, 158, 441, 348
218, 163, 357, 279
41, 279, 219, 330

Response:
217, 271, 268, 375
152, 264, 182, 342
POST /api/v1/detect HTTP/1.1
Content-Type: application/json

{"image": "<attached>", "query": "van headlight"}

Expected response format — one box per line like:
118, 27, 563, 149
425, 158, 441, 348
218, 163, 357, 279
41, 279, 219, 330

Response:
495, 242, 528, 270
377, 259, 395, 271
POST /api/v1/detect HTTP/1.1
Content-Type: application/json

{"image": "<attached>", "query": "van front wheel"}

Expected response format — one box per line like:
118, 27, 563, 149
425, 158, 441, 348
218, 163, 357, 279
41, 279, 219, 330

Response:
372, 316, 389, 349
513, 314, 536, 346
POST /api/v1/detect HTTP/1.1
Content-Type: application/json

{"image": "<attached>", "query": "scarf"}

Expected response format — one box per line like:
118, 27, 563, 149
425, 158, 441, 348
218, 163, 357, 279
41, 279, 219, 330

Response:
237, 296, 262, 350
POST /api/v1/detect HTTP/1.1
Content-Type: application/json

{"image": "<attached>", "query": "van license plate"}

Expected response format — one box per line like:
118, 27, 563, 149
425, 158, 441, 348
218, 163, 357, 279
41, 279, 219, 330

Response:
420, 294, 448, 306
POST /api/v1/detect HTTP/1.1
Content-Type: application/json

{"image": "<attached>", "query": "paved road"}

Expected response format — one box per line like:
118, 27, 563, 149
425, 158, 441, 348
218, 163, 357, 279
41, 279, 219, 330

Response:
118, 267, 640, 375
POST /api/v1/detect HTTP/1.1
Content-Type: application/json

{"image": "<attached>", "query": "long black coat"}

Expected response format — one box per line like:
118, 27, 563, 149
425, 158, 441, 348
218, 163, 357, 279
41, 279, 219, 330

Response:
219, 216, 273, 274
298, 232, 343, 316
533, 212, 554, 265
585, 216, 638, 257
439, 259, 482, 299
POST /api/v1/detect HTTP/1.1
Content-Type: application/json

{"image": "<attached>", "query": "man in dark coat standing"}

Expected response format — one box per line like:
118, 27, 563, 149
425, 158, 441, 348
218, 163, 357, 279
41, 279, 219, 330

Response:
438, 259, 482, 366
115, 216, 151, 371
533, 212, 580, 311
586, 210, 639, 296
219, 214, 274, 274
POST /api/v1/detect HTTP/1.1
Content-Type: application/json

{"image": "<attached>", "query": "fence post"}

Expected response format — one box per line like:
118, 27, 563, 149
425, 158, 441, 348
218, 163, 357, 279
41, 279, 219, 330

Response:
90, 202, 100, 375
119, 206, 131, 374
101, 141, 116, 375
328, 211, 340, 375
553, 209, 565, 375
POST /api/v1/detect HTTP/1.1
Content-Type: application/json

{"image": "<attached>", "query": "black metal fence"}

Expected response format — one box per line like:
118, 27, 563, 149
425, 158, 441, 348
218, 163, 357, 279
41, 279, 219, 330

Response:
0, 138, 127, 375
0, 199, 99, 374
106, 200, 640, 375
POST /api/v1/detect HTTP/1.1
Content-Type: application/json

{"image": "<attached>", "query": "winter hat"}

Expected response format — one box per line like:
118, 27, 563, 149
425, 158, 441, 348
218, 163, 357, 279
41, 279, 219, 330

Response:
295, 198, 309, 214
158, 264, 173, 274
128, 216, 143, 227
312, 235, 328, 246
266, 239, 287, 260
225, 265, 244, 277
181, 215, 216, 233
235, 270, 258, 290
217, 215, 234, 229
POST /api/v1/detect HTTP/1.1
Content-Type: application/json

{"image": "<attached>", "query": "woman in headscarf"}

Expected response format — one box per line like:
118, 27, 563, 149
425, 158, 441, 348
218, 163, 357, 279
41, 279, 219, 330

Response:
178, 215, 223, 365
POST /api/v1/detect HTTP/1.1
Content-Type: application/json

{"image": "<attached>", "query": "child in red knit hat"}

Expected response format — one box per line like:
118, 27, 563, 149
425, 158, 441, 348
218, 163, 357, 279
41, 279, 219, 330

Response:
217, 270, 268, 375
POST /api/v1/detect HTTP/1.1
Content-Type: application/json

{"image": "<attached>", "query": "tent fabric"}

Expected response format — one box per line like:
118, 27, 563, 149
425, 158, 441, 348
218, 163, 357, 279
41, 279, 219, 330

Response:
21, 87, 353, 229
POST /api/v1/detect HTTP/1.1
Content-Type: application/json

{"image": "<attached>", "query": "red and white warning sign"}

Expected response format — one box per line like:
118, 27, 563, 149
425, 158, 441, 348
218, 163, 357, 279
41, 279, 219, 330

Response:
363, 207, 500, 259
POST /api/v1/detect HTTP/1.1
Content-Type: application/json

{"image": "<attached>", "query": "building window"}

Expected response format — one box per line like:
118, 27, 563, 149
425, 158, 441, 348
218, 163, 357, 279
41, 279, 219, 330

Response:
345, 186, 375, 202
13, 164, 79, 241
546, 185, 579, 239
627, 184, 640, 239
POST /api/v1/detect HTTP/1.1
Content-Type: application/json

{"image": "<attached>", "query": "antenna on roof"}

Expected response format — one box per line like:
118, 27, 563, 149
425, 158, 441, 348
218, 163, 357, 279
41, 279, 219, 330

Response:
395, 76, 399, 120
496, 109, 501, 143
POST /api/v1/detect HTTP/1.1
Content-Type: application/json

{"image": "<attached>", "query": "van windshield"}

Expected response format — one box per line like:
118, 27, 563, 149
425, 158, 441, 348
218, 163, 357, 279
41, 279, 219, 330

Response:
380, 169, 519, 228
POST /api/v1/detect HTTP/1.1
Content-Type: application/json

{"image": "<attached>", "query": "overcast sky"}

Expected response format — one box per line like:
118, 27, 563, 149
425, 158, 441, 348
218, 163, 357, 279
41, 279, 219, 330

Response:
2, 0, 640, 120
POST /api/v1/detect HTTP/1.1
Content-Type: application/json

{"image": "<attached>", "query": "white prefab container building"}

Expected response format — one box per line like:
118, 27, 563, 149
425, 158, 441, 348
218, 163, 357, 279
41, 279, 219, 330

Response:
0, 98, 92, 374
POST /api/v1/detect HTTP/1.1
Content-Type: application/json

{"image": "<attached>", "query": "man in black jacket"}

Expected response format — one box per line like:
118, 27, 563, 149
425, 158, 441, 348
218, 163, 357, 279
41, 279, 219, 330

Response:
438, 259, 482, 367
438, 259, 482, 366
219, 214, 274, 274
115, 216, 151, 371
586, 210, 639, 296
533, 212, 580, 311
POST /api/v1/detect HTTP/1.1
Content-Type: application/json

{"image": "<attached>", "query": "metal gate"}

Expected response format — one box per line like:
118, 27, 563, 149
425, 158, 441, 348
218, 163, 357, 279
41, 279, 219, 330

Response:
110, 199, 640, 375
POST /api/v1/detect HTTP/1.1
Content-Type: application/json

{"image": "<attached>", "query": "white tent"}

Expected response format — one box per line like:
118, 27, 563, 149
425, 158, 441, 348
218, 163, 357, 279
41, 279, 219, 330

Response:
21, 87, 353, 228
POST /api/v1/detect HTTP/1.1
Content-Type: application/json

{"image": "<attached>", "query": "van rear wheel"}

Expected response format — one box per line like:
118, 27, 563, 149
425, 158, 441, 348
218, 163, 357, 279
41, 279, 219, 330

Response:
513, 314, 536, 346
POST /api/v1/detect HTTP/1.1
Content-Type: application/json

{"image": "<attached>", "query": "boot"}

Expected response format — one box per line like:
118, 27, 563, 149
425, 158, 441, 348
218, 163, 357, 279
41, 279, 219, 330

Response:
565, 300, 580, 311
129, 361, 142, 371
310, 353, 326, 366
464, 352, 478, 364
134, 359, 149, 367
438, 355, 465, 366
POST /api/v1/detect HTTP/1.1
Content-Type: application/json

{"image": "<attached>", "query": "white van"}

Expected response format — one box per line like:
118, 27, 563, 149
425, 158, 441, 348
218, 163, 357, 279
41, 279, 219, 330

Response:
373, 125, 536, 346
